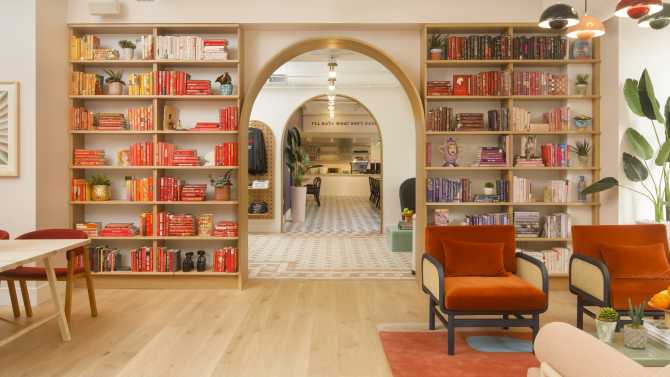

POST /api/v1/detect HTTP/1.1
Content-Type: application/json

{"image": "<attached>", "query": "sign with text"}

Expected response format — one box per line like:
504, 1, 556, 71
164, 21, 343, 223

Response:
303, 115, 378, 134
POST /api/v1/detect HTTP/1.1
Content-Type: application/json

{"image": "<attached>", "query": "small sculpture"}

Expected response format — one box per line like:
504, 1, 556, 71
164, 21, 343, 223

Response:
440, 137, 459, 167
183, 252, 195, 272
196, 250, 207, 272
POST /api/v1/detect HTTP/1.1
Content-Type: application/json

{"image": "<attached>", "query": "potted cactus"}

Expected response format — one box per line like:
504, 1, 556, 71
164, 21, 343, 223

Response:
428, 33, 445, 60
209, 171, 234, 201
575, 74, 590, 96
596, 307, 618, 343
104, 69, 125, 95
88, 174, 111, 201
118, 40, 136, 60
624, 300, 647, 349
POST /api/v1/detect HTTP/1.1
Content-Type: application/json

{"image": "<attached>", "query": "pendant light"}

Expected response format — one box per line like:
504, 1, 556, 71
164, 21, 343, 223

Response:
539, 3, 580, 30
615, 0, 663, 19
639, 2, 670, 28
567, 0, 606, 39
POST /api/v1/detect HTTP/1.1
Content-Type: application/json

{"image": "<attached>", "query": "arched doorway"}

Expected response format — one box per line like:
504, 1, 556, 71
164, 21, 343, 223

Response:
239, 37, 425, 285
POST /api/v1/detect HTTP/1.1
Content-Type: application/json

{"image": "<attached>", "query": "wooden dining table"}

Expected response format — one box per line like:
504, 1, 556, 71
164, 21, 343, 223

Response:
0, 238, 90, 347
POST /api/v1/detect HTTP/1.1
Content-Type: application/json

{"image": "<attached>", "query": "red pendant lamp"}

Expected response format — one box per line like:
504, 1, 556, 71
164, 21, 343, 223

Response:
567, 0, 606, 39
616, 0, 663, 19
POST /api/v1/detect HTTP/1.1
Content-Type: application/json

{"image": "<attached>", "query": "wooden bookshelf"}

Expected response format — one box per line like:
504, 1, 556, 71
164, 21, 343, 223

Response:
68, 23, 245, 288
422, 23, 601, 278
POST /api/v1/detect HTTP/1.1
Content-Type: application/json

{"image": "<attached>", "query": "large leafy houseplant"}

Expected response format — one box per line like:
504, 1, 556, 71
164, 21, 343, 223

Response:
285, 127, 310, 187
583, 69, 670, 222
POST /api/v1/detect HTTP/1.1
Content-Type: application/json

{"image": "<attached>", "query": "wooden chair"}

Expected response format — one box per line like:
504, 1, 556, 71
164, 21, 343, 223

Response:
0, 230, 24, 318
0, 229, 97, 323
306, 177, 322, 206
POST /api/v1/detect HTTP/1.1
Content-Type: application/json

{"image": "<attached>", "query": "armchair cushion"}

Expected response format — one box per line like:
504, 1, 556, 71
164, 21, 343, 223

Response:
610, 277, 670, 310
442, 240, 506, 277
443, 273, 546, 312
0, 266, 85, 279
601, 243, 670, 278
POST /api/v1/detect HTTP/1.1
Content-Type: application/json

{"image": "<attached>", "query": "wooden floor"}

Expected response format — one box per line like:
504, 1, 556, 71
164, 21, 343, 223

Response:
0, 280, 585, 377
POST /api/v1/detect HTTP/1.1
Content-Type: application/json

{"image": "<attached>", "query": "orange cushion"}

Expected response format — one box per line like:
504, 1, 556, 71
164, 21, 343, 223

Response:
600, 243, 670, 278
443, 273, 546, 312
442, 240, 506, 277
610, 277, 670, 310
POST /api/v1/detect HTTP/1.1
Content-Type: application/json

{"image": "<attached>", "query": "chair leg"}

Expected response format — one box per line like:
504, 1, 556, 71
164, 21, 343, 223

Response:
19, 280, 32, 317
65, 259, 75, 323
82, 249, 98, 318
6, 280, 20, 318
428, 298, 436, 330
576, 296, 584, 330
502, 314, 509, 330
531, 314, 540, 340
316, 193, 321, 207
447, 313, 456, 356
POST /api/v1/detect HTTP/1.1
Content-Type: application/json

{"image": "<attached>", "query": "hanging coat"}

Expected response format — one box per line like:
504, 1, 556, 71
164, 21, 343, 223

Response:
248, 127, 267, 175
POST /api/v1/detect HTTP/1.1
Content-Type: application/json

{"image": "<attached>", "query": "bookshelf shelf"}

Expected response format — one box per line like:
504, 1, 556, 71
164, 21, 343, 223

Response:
69, 23, 246, 289
426, 131, 599, 136
426, 95, 600, 102
426, 59, 600, 67
426, 202, 597, 207
425, 166, 510, 171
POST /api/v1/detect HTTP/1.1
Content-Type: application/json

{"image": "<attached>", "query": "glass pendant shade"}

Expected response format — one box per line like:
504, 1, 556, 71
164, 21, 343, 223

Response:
567, 15, 606, 39
639, 3, 670, 28
616, 0, 663, 19
539, 3, 580, 29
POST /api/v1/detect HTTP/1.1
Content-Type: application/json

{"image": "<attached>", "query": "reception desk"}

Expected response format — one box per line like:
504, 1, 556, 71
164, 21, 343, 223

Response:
304, 174, 381, 197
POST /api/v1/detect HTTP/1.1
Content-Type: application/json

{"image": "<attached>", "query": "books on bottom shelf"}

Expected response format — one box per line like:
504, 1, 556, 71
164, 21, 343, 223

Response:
213, 247, 238, 273
90, 245, 122, 272
519, 247, 572, 274
130, 246, 154, 272
157, 248, 182, 272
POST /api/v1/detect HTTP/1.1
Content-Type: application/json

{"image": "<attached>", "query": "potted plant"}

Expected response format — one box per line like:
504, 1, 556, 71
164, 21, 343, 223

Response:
104, 69, 125, 95
118, 40, 136, 60
569, 140, 591, 167
285, 127, 310, 222
624, 300, 647, 349
575, 74, 589, 96
88, 174, 111, 201
596, 307, 618, 343
582, 69, 670, 223
574, 114, 593, 130
484, 182, 495, 195
428, 33, 445, 60
215, 72, 233, 95
209, 170, 234, 201
402, 208, 414, 223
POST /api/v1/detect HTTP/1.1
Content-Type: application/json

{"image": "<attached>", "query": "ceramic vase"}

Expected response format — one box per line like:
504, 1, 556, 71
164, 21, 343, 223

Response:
108, 82, 124, 95
183, 252, 195, 272
575, 84, 588, 96
623, 325, 647, 349
290, 186, 307, 222
214, 185, 231, 201
196, 250, 206, 272
91, 185, 110, 201
122, 48, 134, 60
595, 319, 617, 343
219, 83, 233, 95
578, 155, 590, 167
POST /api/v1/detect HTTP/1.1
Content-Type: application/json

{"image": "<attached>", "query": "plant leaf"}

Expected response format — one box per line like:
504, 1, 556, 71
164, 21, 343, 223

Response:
582, 177, 619, 195
625, 128, 654, 160
624, 79, 644, 117
638, 69, 666, 123
665, 97, 670, 139
657, 140, 670, 166
623, 152, 649, 182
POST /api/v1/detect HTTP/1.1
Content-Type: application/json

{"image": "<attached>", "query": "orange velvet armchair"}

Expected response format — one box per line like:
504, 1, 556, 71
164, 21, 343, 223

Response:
421, 225, 549, 355
570, 224, 670, 329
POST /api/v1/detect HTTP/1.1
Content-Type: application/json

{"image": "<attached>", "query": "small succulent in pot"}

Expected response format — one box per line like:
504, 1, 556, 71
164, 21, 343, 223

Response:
104, 69, 125, 95
118, 40, 136, 60
428, 33, 445, 60
484, 182, 495, 195
210, 171, 234, 201
574, 114, 593, 130
595, 307, 618, 343
575, 74, 590, 96
569, 140, 591, 167
215, 72, 234, 95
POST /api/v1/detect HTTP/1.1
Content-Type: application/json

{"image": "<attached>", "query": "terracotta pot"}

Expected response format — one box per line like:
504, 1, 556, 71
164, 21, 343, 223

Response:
290, 186, 307, 222
430, 48, 443, 60
214, 185, 231, 201
92, 185, 110, 201
108, 82, 124, 95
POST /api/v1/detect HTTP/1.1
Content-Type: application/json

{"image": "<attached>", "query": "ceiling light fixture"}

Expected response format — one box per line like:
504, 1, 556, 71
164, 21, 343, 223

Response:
567, 0, 606, 39
539, 3, 580, 30
616, 0, 663, 19
328, 56, 338, 79
328, 78, 336, 92
639, 2, 670, 28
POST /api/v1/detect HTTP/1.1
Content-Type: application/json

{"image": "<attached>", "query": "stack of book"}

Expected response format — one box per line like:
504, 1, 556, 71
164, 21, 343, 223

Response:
514, 211, 541, 238
156, 142, 201, 166
127, 72, 154, 95
541, 144, 569, 167
543, 106, 571, 131
70, 106, 94, 130
140, 211, 153, 236
185, 80, 211, 95
92, 48, 118, 60
465, 213, 509, 225
127, 142, 154, 166
519, 247, 572, 274
487, 109, 509, 131
456, 113, 485, 130
219, 106, 239, 130
443, 34, 512, 60
127, 106, 154, 130
95, 113, 127, 130
69, 35, 100, 60
511, 36, 567, 60
477, 146, 506, 166
73, 149, 106, 166
203, 39, 229, 60
130, 246, 154, 272
124, 176, 153, 201
427, 81, 452, 96
180, 184, 207, 201
426, 106, 454, 131
215, 143, 239, 166
513, 176, 534, 203
213, 247, 238, 272
212, 221, 238, 238
513, 72, 567, 96
157, 213, 196, 237
543, 180, 570, 203
515, 156, 545, 167
511, 106, 532, 131
543, 213, 570, 238
156, 247, 183, 272
99, 223, 139, 237
426, 177, 471, 203
451, 71, 511, 96
89, 246, 121, 272
158, 177, 184, 201
192, 122, 221, 131
75, 222, 100, 237
71, 178, 90, 201
70, 72, 103, 95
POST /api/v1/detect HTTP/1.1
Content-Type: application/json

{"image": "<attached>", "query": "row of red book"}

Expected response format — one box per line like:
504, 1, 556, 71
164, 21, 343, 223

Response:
215, 143, 239, 166
125, 177, 153, 201
130, 246, 154, 272
213, 247, 238, 273
73, 149, 106, 166
99, 223, 139, 237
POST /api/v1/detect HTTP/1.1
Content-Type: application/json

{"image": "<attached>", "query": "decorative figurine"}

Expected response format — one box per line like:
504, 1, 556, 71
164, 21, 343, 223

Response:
183, 251, 195, 272
520, 135, 538, 158
440, 137, 459, 167
196, 250, 207, 272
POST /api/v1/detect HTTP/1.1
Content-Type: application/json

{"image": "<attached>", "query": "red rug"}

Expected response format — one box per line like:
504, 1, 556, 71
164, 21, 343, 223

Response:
379, 331, 539, 377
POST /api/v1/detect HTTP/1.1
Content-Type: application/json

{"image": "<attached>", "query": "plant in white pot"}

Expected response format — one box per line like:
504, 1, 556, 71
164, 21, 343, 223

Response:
569, 139, 591, 167
104, 69, 125, 95
428, 33, 445, 60
624, 300, 647, 349
582, 69, 670, 223
119, 39, 136, 60
595, 307, 618, 343
483, 182, 495, 195
574, 74, 589, 96
285, 128, 310, 223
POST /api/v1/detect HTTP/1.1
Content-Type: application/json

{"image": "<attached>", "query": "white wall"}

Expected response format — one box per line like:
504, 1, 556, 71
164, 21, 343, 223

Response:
250, 86, 415, 232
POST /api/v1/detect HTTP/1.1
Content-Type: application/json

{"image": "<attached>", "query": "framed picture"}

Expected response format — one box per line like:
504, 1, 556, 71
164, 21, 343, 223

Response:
0, 82, 19, 177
